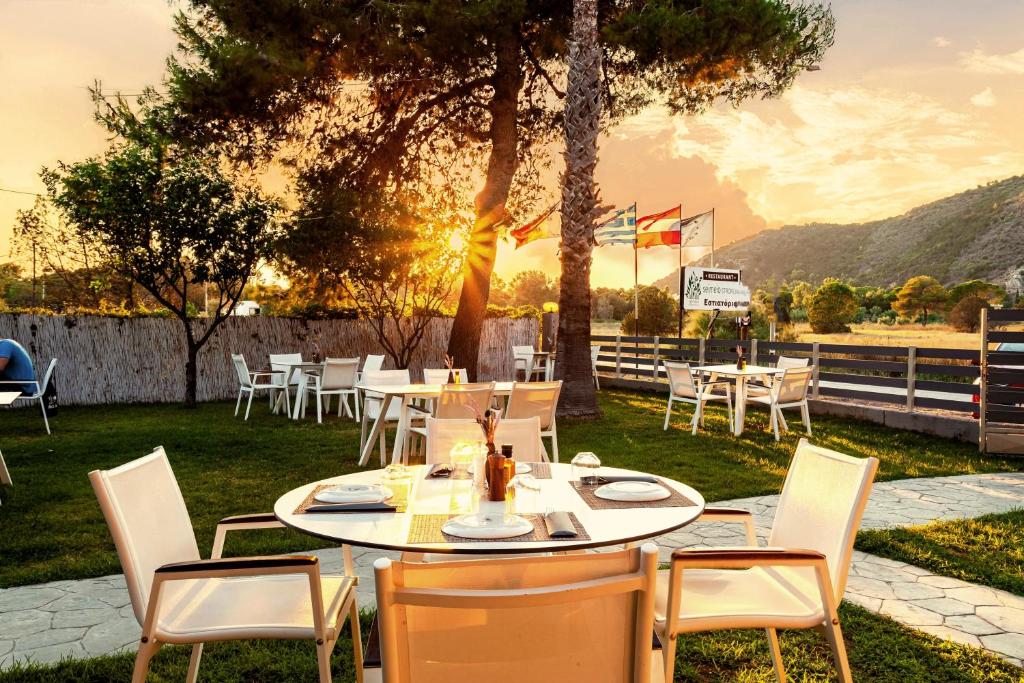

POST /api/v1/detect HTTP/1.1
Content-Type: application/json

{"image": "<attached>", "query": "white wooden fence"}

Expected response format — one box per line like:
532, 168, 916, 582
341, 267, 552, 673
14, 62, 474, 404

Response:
0, 314, 538, 405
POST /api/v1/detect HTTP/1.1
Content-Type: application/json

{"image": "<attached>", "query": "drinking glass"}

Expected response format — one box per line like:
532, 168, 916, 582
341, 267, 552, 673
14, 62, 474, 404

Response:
449, 442, 474, 480
381, 464, 412, 508
571, 452, 601, 486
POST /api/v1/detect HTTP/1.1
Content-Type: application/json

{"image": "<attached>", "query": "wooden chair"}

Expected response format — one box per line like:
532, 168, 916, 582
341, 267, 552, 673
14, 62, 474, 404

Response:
90, 447, 362, 683
367, 544, 662, 683
655, 439, 878, 682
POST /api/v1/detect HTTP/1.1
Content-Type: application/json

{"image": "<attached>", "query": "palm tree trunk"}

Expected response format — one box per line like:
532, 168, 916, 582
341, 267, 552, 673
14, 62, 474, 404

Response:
555, 0, 602, 418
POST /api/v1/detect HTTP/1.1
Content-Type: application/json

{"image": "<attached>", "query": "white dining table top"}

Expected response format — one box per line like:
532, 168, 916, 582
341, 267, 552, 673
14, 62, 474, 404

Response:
274, 463, 705, 555
695, 363, 784, 377
357, 381, 516, 397
0, 391, 20, 406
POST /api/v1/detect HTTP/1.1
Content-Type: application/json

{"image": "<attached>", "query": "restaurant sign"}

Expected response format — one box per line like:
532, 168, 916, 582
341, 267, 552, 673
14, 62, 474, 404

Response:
682, 267, 751, 311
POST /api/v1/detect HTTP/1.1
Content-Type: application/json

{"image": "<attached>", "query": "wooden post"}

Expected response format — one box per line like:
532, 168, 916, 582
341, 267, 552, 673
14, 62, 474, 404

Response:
652, 336, 660, 380
750, 338, 758, 366
979, 308, 988, 452
769, 320, 776, 342
698, 337, 706, 367
811, 342, 821, 398
906, 346, 917, 411
614, 334, 623, 379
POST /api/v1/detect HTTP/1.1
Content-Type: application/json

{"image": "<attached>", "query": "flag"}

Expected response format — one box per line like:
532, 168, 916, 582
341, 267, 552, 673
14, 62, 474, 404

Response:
636, 227, 682, 249
510, 203, 560, 248
636, 205, 681, 232
594, 203, 637, 246
678, 210, 714, 248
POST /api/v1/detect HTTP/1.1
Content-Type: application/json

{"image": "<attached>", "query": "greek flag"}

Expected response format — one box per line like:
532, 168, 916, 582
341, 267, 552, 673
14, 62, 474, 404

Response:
594, 204, 637, 246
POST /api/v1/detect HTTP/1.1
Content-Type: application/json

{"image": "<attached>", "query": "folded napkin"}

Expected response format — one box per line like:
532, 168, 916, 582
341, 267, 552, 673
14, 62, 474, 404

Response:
511, 474, 541, 491
427, 464, 452, 479
543, 511, 578, 538
305, 502, 397, 513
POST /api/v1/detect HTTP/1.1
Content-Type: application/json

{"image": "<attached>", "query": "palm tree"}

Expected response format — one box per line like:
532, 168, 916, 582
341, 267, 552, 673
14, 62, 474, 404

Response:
555, 0, 602, 418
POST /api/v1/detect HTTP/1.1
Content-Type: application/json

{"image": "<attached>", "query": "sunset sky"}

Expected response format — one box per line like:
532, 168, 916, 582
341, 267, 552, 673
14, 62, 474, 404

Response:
2, 0, 1023, 289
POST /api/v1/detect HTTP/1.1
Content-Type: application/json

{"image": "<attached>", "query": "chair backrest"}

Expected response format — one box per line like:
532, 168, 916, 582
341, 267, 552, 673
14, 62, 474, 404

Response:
363, 354, 386, 374
424, 416, 542, 464
769, 439, 878, 599
269, 353, 303, 385
776, 355, 810, 370
231, 354, 251, 388
434, 382, 494, 419
591, 345, 601, 364
38, 358, 57, 395
373, 544, 658, 683
88, 448, 200, 626
320, 358, 359, 390
662, 361, 697, 399
363, 369, 412, 387
422, 368, 469, 384
773, 367, 813, 404
505, 381, 562, 430
511, 345, 535, 361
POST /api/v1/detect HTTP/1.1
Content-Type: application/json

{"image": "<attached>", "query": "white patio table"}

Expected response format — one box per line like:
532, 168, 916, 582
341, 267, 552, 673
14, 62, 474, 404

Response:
356, 381, 516, 466
1, 391, 21, 488
267, 361, 326, 420
523, 351, 555, 381
275, 463, 705, 555
693, 363, 785, 436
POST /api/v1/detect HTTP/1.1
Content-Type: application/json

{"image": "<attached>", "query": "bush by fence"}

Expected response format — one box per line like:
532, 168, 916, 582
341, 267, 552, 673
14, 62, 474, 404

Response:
0, 314, 537, 406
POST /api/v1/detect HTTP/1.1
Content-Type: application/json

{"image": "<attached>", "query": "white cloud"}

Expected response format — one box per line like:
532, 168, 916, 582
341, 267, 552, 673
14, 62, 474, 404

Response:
959, 47, 1024, 74
932, 36, 951, 48
622, 85, 1024, 225
970, 87, 997, 107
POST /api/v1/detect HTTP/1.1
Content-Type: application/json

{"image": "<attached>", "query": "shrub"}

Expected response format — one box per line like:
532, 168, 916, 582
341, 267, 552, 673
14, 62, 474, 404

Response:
807, 280, 858, 333
948, 295, 989, 332
620, 286, 679, 336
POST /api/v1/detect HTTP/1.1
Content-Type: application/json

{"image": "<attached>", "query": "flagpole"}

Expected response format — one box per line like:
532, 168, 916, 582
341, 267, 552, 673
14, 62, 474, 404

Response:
710, 207, 716, 268
677, 204, 684, 339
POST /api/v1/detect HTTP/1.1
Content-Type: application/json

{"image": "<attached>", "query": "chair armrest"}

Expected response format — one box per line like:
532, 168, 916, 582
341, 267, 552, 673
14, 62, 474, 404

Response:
696, 507, 758, 545
212, 513, 285, 559
156, 554, 318, 579
670, 547, 825, 569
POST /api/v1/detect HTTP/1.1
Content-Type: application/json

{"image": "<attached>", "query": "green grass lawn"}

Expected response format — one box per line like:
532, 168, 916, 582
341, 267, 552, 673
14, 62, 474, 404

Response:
858, 509, 1024, 597
2, 604, 1022, 682
1, 389, 1020, 588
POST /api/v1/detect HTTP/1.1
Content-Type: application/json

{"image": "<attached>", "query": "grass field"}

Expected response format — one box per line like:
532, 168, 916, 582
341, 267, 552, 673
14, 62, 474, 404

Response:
2, 390, 1023, 681
858, 509, 1024, 597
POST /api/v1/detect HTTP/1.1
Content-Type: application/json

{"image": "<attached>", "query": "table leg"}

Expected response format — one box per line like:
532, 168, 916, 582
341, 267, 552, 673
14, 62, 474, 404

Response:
545, 357, 554, 381
735, 377, 747, 436
292, 373, 309, 420
0, 448, 11, 486
391, 396, 412, 465
358, 394, 393, 466
525, 357, 535, 382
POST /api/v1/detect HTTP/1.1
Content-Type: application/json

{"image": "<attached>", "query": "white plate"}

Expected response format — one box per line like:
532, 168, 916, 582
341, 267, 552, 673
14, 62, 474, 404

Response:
315, 484, 393, 504
594, 481, 671, 502
441, 513, 534, 539
468, 462, 532, 475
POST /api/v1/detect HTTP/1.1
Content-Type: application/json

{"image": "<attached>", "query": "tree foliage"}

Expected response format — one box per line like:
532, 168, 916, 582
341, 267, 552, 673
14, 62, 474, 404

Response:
948, 295, 989, 333
807, 279, 858, 333
946, 280, 1005, 310
893, 276, 947, 326
620, 285, 679, 336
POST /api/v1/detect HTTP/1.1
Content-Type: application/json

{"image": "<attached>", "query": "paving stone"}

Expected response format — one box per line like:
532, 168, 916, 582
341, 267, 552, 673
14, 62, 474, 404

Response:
844, 576, 895, 600
80, 617, 140, 657
944, 615, 1003, 636
0, 588, 63, 612
855, 563, 915, 583
13, 627, 86, 652
879, 600, 944, 626
890, 582, 945, 601
0, 611, 51, 640
915, 625, 981, 648
980, 633, 1024, 661
976, 606, 1024, 634
910, 598, 975, 617
918, 575, 969, 589
39, 594, 113, 612
842, 593, 882, 612
5, 641, 87, 667
0, 641, 11, 656
51, 608, 119, 629
944, 586, 1003, 607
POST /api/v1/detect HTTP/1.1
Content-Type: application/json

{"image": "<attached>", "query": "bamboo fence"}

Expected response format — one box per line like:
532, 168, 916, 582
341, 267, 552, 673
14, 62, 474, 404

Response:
0, 314, 538, 405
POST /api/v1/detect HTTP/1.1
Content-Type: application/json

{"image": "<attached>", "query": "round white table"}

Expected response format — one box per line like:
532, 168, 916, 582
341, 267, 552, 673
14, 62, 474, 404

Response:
274, 463, 705, 555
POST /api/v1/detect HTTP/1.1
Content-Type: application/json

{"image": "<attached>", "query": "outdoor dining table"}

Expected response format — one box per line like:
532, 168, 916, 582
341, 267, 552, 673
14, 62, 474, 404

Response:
356, 381, 516, 467
1, 391, 21, 488
268, 361, 326, 420
693, 363, 785, 436
523, 351, 555, 381
274, 463, 705, 555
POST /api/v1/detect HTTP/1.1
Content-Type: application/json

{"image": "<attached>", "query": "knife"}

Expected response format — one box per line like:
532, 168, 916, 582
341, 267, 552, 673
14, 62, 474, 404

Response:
305, 503, 398, 513
596, 475, 659, 484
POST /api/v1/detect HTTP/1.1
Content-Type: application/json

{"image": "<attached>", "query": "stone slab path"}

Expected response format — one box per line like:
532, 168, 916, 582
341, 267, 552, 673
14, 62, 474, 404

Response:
2, 472, 1022, 670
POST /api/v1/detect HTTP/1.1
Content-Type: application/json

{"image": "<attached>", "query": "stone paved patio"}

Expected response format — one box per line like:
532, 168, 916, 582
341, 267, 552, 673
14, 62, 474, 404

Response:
1, 471, 1022, 670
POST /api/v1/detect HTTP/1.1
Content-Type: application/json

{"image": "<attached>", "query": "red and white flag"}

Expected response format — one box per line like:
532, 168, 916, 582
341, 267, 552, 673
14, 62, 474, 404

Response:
636, 205, 681, 232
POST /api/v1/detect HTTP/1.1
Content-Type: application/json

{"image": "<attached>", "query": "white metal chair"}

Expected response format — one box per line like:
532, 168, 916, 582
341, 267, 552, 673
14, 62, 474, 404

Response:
359, 354, 386, 383
89, 448, 363, 683
231, 354, 281, 420
422, 368, 469, 384
745, 366, 814, 441
662, 361, 733, 435
269, 353, 303, 415
512, 345, 546, 381
591, 344, 602, 389
505, 381, 562, 462
747, 355, 811, 397
1, 357, 57, 434
407, 383, 496, 457
423, 416, 543, 464
306, 358, 360, 423
368, 544, 661, 683
360, 369, 421, 465
655, 439, 878, 683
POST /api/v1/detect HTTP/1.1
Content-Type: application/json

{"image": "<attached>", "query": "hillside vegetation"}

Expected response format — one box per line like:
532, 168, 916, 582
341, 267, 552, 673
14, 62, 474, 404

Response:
657, 176, 1024, 289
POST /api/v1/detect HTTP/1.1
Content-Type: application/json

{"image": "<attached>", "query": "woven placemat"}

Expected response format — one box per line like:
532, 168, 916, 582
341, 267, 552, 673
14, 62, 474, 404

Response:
407, 513, 590, 544
570, 481, 697, 510
293, 484, 408, 514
